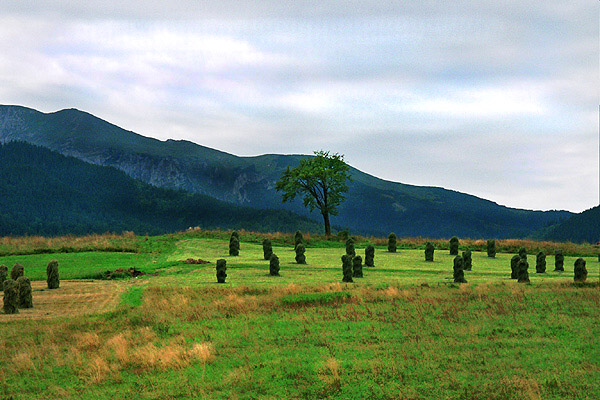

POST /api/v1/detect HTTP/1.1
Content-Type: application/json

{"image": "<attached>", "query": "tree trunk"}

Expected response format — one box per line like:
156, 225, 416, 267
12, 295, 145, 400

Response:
322, 211, 331, 236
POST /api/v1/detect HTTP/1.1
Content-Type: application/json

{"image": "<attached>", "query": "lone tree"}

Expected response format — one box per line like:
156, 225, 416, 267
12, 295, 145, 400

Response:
295, 243, 306, 264
536, 251, 546, 274
364, 245, 375, 267
487, 239, 496, 258
216, 259, 227, 283
3, 279, 18, 314
0, 265, 7, 291
425, 242, 434, 262
574, 258, 587, 282
341, 254, 353, 283
554, 250, 564, 272
262, 239, 273, 261
388, 233, 397, 253
269, 254, 280, 276
46, 260, 60, 289
276, 151, 351, 236
449, 237, 459, 255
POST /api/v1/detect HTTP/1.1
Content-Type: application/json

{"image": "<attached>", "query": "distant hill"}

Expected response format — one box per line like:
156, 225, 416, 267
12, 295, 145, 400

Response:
537, 205, 600, 244
0, 105, 572, 238
0, 142, 323, 236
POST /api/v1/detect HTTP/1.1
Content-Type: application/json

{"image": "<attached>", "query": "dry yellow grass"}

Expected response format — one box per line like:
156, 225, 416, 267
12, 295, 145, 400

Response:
0, 280, 127, 321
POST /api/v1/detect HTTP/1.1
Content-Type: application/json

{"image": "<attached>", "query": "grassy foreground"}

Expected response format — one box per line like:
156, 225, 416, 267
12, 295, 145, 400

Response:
0, 232, 598, 399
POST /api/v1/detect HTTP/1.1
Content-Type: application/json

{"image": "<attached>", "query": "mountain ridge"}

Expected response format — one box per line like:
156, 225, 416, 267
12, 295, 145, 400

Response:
0, 104, 572, 238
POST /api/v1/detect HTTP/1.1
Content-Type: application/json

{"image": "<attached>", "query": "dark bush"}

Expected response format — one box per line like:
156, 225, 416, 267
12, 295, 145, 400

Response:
518, 247, 527, 260
0, 265, 7, 291
487, 239, 496, 258
294, 230, 304, 250
337, 230, 349, 242
365, 245, 375, 267
346, 238, 355, 257
449, 236, 459, 255
341, 254, 353, 283
295, 243, 306, 264
554, 250, 564, 272
262, 239, 273, 261
270, 254, 280, 276
425, 242, 434, 261
17, 276, 32, 309
352, 256, 363, 278
46, 260, 60, 289
462, 249, 472, 271
3, 279, 18, 314
510, 255, 520, 279
11, 264, 24, 281
388, 233, 397, 253
536, 251, 546, 274
453, 255, 466, 283
216, 259, 227, 283
517, 259, 530, 283
229, 236, 239, 257
574, 258, 587, 282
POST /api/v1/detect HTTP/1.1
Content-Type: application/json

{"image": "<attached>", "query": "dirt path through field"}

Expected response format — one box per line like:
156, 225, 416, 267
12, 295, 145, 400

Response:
0, 280, 127, 320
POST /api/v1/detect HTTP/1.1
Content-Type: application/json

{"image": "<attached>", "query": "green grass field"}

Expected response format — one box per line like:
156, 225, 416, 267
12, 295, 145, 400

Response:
0, 233, 598, 399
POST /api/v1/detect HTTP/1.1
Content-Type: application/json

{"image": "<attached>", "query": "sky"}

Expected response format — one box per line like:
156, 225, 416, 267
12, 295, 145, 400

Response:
0, 1, 597, 212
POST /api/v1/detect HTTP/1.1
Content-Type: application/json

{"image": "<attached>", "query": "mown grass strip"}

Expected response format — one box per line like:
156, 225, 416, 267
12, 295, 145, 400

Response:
279, 291, 351, 306
121, 285, 145, 307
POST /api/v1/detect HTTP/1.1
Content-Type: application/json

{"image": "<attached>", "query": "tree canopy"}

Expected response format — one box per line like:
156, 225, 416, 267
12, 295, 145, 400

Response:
275, 150, 351, 235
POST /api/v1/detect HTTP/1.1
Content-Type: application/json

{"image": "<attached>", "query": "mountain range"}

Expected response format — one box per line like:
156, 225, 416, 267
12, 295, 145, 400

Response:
0, 104, 583, 240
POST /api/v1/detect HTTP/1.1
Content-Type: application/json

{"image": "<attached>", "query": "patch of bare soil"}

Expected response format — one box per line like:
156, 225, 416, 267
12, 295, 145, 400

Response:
182, 258, 210, 264
0, 280, 127, 320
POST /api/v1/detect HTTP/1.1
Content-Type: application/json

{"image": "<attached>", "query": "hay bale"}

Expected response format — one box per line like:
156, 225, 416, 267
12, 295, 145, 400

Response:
535, 251, 546, 273
510, 255, 520, 279
216, 259, 227, 283
295, 243, 306, 264
554, 250, 564, 272
294, 230, 304, 250
487, 239, 496, 258
345, 238, 355, 257
341, 254, 353, 283
230, 231, 240, 250
17, 276, 32, 309
269, 254, 280, 276
11, 264, 24, 281
364, 245, 375, 267
517, 259, 530, 283
0, 265, 7, 292
46, 260, 60, 289
453, 255, 466, 283
262, 239, 273, 261
518, 247, 527, 260
449, 236, 459, 255
424, 242, 434, 262
2, 279, 18, 314
352, 256, 363, 278
229, 236, 240, 257
388, 233, 397, 253
462, 249, 472, 271
574, 258, 587, 282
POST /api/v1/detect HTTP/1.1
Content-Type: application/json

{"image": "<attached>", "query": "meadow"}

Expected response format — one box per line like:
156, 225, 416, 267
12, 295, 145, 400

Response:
0, 231, 598, 399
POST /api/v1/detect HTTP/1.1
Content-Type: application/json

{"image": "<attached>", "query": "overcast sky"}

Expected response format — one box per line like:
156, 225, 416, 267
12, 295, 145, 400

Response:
0, 1, 597, 212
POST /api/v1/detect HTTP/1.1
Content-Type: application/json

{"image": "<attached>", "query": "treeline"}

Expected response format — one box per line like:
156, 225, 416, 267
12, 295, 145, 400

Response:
0, 142, 322, 236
